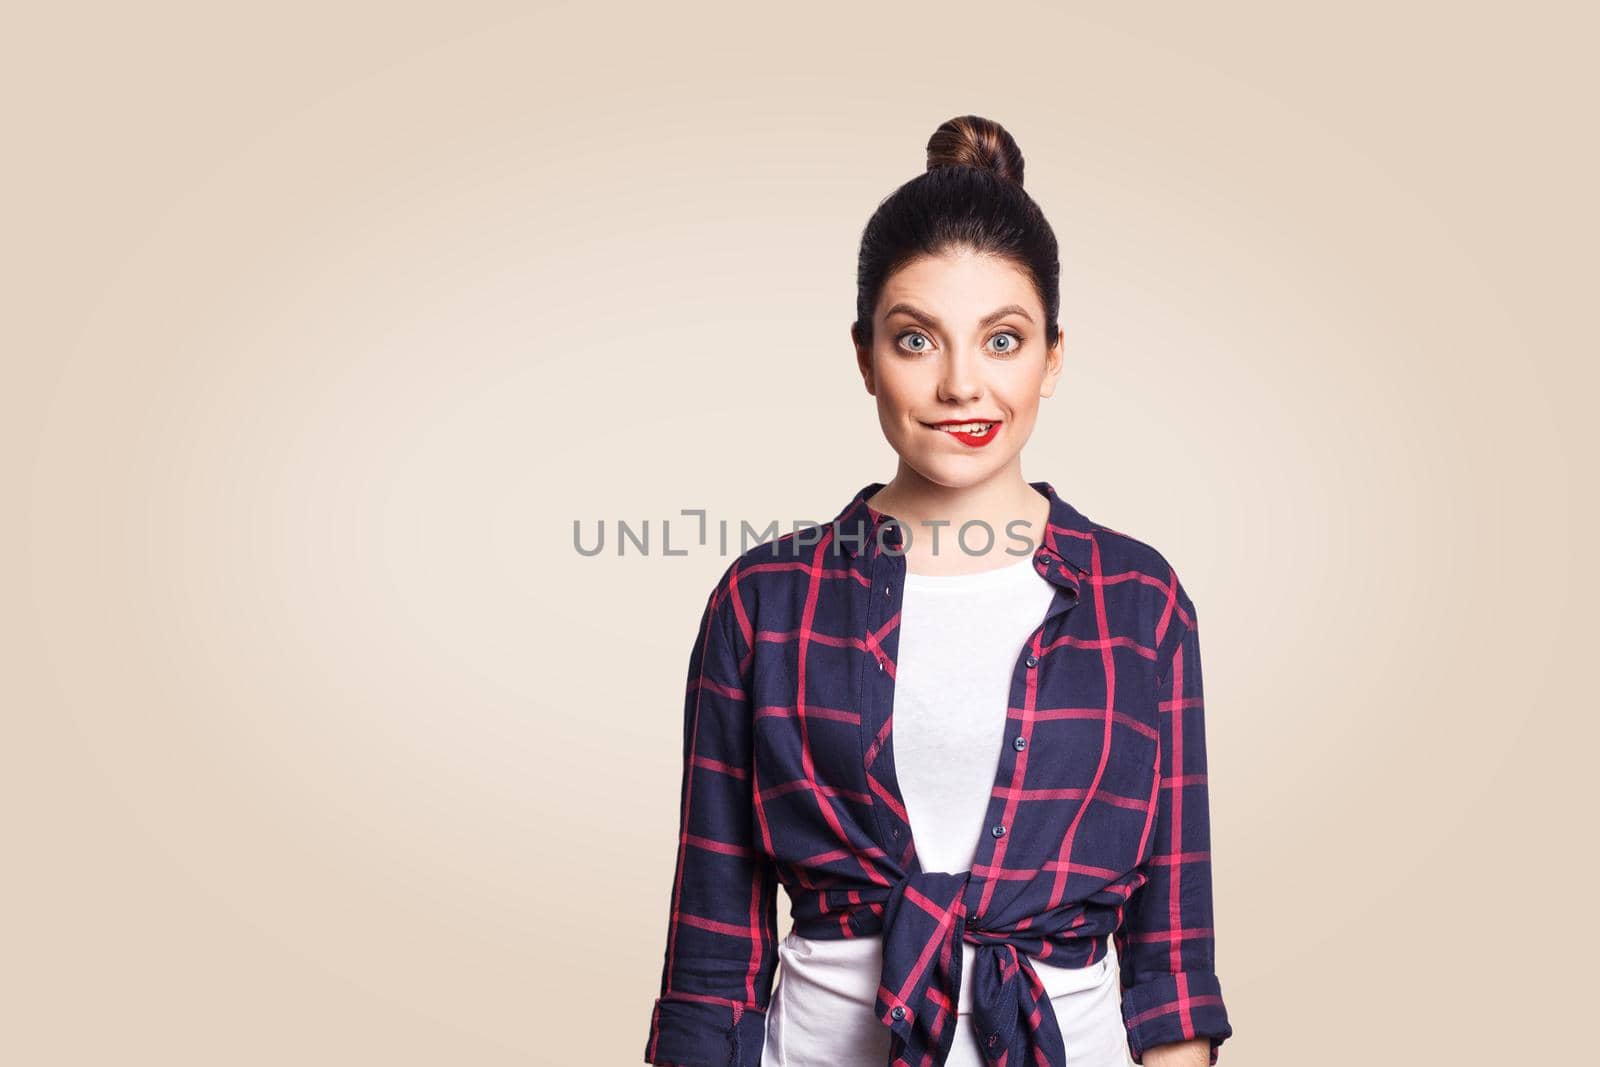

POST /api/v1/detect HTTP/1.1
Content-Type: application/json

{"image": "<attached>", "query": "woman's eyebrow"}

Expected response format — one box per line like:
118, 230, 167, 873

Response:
884, 302, 1035, 329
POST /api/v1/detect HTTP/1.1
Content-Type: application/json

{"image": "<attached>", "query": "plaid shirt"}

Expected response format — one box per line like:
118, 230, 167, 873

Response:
644, 481, 1233, 1067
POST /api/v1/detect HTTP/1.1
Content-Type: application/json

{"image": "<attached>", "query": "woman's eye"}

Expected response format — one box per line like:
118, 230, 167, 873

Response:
895, 331, 931, 354
988, 331, 1023, 355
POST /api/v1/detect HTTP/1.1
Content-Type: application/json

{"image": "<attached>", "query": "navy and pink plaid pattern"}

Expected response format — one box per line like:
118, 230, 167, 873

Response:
644, 481, 1233, 1066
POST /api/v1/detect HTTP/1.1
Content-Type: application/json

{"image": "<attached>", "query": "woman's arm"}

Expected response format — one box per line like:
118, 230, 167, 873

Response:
643, 562, 780, 1067
1117, 580, 1234, 1064
1141, 1037, 1214, 1067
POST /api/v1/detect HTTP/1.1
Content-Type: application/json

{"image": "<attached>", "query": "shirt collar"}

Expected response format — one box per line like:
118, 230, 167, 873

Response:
828, 480, 1094, 596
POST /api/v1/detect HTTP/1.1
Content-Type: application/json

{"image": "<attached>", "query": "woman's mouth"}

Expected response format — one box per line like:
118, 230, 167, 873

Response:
925, 419, 1002, 448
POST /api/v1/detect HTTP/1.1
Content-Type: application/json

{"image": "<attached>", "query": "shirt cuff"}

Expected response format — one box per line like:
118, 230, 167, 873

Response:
1120, 970, 1233, 1064
644, 993, 768, 1067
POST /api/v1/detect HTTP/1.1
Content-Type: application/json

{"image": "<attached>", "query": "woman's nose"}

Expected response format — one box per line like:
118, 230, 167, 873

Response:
937, 350, 983, 402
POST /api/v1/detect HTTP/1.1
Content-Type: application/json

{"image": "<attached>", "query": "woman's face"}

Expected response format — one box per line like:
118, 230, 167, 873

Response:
855, 248, 1064, 489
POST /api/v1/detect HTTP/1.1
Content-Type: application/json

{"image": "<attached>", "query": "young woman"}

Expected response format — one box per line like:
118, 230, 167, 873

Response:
644, 116, 1234, 1067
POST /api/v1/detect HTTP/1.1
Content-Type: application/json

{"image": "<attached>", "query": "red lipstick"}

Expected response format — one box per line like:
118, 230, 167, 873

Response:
925, 418, 1002, 448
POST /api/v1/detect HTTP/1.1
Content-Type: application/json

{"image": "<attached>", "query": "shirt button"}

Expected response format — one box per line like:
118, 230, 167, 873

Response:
884, 585, 891, 596
891, 1005, 906, 1020
966, 912, 979, 927
1013, 736, 1027, 751
1039, 555, 1054, 567
991, 824, 1007, 837
1025, 654, 1038, 667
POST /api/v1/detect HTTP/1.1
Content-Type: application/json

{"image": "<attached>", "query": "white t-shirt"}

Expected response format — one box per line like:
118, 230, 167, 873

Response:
761, 553, 1131, 1067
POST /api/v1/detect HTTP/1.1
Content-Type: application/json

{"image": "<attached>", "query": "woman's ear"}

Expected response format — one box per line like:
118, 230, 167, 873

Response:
1039, 322, 1065, 398
853, 323, 876, 395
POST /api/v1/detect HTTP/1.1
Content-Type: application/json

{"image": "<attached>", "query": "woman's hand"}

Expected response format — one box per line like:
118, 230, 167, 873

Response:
1141, 1036, 1212, 1066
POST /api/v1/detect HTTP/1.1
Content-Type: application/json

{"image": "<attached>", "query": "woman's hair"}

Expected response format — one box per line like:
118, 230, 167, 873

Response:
851, 115, 1061, 350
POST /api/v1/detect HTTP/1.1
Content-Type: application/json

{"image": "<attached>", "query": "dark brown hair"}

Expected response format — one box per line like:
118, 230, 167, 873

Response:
851, 115, 1061, 350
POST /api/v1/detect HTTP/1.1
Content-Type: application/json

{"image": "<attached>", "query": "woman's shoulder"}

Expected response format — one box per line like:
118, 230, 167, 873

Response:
1080, 511, 1189, 595
1069, 505, 1201, 648
692, 519, 861, 637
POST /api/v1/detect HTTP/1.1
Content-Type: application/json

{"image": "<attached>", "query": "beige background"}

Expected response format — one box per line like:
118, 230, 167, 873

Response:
5, 2, 1594, 1064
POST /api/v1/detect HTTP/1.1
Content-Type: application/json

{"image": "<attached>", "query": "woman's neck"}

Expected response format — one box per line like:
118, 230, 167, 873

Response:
864, 468, 1051, 576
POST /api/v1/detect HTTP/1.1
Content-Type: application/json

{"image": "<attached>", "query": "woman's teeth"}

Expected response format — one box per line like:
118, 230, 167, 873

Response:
937, 422, 994, 433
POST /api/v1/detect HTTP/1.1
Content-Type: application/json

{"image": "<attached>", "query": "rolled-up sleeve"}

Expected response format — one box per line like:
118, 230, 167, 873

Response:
643, 562, 780, 1067
1116, 583, 1234, 1064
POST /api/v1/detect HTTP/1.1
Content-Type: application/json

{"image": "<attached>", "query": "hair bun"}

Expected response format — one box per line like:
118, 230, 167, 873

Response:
925, 115, 1025, 186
